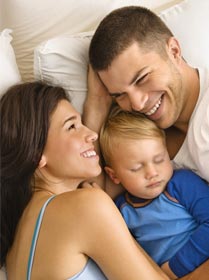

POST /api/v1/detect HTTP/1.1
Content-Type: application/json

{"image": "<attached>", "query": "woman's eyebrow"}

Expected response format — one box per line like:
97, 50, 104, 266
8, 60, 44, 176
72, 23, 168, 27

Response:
62, 116, 77, 126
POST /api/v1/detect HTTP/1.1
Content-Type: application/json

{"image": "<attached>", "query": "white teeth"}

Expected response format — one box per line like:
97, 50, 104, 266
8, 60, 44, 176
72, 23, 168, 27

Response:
82, 150, 96, 158
145, 98, 162, 116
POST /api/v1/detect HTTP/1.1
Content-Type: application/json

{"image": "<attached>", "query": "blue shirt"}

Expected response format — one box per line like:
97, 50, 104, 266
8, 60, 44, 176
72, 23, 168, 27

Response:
115, 169, 209, 277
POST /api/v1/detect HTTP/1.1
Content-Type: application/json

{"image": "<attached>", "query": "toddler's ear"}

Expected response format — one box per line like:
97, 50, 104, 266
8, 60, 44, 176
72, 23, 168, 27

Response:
38, 155, 47, 168
104, 166, 121, 184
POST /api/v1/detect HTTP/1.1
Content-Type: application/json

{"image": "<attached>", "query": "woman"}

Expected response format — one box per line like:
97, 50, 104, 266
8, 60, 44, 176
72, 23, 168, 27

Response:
0, 81, 169, 279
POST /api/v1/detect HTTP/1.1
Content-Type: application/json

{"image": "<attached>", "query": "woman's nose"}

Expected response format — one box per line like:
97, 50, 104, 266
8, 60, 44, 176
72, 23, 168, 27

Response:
85, 129, 98, 142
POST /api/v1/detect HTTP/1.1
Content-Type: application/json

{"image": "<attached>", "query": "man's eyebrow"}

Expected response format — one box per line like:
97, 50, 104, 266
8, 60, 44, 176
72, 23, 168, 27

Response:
108, 68, 147, 97
129, 68, 147, 85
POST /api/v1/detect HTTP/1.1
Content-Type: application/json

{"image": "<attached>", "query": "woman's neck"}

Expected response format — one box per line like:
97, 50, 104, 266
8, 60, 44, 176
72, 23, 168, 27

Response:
34, 170, 80, 195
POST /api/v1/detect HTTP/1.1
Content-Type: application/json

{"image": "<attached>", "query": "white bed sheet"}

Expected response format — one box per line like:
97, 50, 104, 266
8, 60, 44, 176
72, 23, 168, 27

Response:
1, 0, 182, 81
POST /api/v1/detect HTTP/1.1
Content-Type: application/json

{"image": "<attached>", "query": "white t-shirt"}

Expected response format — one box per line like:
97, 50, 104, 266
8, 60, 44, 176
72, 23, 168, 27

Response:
173, 68, 209, 182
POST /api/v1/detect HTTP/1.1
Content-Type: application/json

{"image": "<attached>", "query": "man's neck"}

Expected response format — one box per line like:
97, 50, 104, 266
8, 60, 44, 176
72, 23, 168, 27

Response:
174, 67, 200, 133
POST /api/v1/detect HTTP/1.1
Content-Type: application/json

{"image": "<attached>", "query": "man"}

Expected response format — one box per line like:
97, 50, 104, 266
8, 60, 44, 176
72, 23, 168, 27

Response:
84, 5, 209, 184
83, 5, 209, 280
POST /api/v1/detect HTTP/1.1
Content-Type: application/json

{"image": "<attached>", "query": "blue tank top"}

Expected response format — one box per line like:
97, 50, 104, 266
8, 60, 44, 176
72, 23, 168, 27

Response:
27, 195, 107, 280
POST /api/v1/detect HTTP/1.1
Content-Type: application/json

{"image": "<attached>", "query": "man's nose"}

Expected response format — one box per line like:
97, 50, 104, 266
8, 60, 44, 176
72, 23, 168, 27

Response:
128, 90, 149, 112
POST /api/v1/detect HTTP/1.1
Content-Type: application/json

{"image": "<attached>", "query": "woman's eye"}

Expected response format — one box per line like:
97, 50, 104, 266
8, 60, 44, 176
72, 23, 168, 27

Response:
68, 124, 76, 130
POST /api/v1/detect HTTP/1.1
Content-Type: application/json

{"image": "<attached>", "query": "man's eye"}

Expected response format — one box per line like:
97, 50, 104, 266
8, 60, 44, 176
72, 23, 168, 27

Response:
136, 74, 148, 85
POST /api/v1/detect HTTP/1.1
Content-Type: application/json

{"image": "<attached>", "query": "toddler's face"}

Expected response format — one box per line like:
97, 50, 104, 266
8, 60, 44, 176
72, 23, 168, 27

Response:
109, 137, 173, 199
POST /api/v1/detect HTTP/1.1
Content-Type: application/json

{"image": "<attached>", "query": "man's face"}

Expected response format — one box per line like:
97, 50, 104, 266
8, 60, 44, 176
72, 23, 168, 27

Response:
99, 41, 184, 129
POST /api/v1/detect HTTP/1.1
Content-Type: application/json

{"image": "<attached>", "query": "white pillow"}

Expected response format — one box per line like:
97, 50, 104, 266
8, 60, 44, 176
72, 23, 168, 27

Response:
4, 0, 162, 82
34, 31, 93, 114
34, 0, 209, 114
159, 0, 209, 68
0, 29, 21, 97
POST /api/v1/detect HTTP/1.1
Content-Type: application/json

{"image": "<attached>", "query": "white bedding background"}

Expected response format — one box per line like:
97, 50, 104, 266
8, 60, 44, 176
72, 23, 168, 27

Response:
1, 0, 209, 279
1, 0, 182, 82
34, 0, 209, 114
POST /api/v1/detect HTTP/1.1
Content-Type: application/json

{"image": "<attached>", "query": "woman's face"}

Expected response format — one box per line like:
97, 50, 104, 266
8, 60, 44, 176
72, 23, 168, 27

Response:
42, 100, 101, 186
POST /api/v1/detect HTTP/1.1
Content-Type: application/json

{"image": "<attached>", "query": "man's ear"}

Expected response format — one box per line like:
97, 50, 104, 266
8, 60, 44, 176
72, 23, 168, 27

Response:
167, 37, 182, 61
104, 166, 121, 184
38, 155, 47, 169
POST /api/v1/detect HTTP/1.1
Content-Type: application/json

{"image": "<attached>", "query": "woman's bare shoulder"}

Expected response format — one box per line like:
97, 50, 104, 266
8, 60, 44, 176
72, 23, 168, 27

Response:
42, 188, 120, 252
46, 188, 116, 223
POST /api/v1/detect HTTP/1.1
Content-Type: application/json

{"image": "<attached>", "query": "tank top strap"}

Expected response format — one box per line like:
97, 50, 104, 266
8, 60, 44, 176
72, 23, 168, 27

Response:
26, 195, 56, 280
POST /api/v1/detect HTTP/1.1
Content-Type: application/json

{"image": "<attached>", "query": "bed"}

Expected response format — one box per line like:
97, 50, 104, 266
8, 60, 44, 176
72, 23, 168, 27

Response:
1, 0, 209, 278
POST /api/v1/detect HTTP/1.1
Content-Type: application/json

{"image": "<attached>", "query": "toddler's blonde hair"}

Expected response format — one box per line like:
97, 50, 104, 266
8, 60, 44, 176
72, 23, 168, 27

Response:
100, 105, 165, 166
